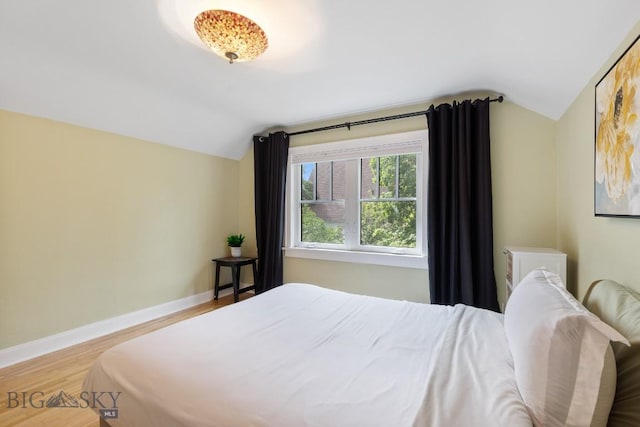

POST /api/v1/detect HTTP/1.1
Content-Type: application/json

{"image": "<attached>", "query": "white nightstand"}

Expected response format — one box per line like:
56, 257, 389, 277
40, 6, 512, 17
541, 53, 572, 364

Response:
504, 246, 567, 302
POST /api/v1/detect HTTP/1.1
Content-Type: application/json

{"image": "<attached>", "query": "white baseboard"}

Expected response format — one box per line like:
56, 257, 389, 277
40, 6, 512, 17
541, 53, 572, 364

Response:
0, 286, 247, 369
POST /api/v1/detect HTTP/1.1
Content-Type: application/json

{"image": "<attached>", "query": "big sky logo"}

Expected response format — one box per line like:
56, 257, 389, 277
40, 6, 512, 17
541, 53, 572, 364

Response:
6, 390, 121, 419
46, 390, 81, 408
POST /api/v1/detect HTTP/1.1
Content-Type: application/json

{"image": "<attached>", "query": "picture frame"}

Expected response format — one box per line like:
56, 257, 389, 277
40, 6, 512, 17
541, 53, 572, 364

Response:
594, 34, 640, 217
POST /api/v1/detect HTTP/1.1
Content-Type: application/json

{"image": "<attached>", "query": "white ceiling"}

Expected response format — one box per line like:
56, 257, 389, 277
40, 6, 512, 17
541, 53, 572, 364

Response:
1, 1, 639, 160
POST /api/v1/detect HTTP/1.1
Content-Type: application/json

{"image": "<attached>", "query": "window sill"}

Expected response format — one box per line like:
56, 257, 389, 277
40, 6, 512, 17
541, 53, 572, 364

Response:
284, 247, 428, 270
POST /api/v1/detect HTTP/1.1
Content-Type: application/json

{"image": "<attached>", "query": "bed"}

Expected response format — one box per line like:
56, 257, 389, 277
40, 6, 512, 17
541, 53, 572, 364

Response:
83, 270, 639, 427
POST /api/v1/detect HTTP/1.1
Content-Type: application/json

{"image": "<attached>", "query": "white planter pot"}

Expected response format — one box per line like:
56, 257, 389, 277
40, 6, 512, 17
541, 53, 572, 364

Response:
230, 246, 242, 257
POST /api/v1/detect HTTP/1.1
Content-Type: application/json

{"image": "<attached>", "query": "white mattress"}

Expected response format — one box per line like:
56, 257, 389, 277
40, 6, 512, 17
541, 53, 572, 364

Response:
83, 283, 532, 426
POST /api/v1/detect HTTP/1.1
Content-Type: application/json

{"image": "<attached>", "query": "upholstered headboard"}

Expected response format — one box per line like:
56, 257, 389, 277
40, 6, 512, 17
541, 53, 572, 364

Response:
583, 280, 640, 427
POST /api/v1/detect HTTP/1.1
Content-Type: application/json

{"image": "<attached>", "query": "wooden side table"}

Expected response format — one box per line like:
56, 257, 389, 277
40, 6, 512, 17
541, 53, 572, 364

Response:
212, 257, 258, 303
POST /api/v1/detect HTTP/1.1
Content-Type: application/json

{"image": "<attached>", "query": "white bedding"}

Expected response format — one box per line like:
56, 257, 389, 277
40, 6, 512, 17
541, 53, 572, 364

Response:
83, 283, 532, 426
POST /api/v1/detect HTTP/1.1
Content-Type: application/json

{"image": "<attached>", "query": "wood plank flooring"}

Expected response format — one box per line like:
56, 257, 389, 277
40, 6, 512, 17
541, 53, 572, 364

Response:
0, 293, 251, 427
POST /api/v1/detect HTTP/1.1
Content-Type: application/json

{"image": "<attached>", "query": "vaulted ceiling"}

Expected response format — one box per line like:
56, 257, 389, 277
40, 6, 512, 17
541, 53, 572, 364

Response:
1, 1, 639, 159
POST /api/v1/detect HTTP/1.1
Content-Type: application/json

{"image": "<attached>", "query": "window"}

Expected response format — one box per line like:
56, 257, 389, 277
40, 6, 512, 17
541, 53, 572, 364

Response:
286, 130, 428, 269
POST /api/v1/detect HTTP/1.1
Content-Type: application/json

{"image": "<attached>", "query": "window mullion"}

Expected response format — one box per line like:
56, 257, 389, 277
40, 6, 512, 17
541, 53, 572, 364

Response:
313, 162, 318, 201
344, 159, 358, 249
395, 155, 400, 198
376, 157, 380, 199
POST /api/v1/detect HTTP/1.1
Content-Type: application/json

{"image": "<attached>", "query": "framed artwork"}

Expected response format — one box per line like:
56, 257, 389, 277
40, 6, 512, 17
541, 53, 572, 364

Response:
595, 34, 640, 217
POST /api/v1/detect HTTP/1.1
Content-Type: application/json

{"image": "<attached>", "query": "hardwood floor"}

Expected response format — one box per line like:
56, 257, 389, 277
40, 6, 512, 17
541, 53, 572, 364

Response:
0, 293, 251, 427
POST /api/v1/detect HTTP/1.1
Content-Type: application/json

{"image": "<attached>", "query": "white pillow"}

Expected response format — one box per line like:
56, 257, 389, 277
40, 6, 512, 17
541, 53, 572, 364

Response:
504, 268, 628, 427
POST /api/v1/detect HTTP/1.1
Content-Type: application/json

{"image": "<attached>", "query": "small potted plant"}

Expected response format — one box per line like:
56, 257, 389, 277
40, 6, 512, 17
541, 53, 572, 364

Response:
227, 234, 245, 257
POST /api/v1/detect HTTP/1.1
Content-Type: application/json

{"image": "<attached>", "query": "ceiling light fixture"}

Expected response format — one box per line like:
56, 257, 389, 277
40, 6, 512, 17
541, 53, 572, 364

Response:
193, 9, 268, 64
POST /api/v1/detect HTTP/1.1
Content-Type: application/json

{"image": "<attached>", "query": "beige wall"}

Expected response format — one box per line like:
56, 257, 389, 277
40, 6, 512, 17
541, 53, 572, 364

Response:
0, 110, 239, 349
491, 102, 559, 305
239, 99, 558, 306
557, 22, 640, 298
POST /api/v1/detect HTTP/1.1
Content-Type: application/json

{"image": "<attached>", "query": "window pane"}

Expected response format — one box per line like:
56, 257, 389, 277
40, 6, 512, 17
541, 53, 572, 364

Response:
301, 163, 315, 201
301, 203, 345, 244
361, 157, 378, 199
378, 156, 397, 199
398, 154, 417, 198
360, 201, 416, 248
332, 160, 346, 200
316, 162, 332, 200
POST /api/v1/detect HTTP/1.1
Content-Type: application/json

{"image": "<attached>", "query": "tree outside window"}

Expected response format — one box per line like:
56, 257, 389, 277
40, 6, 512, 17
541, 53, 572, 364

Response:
300, 155, 417, 249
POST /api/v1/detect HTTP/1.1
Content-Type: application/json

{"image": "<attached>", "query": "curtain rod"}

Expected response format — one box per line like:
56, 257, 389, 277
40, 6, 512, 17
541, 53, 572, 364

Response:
287, 96, 504, 137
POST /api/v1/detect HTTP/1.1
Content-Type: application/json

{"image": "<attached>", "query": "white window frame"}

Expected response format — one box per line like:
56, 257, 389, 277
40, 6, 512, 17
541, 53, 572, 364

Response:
285, 130, 428, 269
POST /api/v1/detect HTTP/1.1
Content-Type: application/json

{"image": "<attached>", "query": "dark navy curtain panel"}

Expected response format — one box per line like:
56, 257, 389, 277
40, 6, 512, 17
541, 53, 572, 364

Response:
426, 98, 500, 312
253, 131, 289, 294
